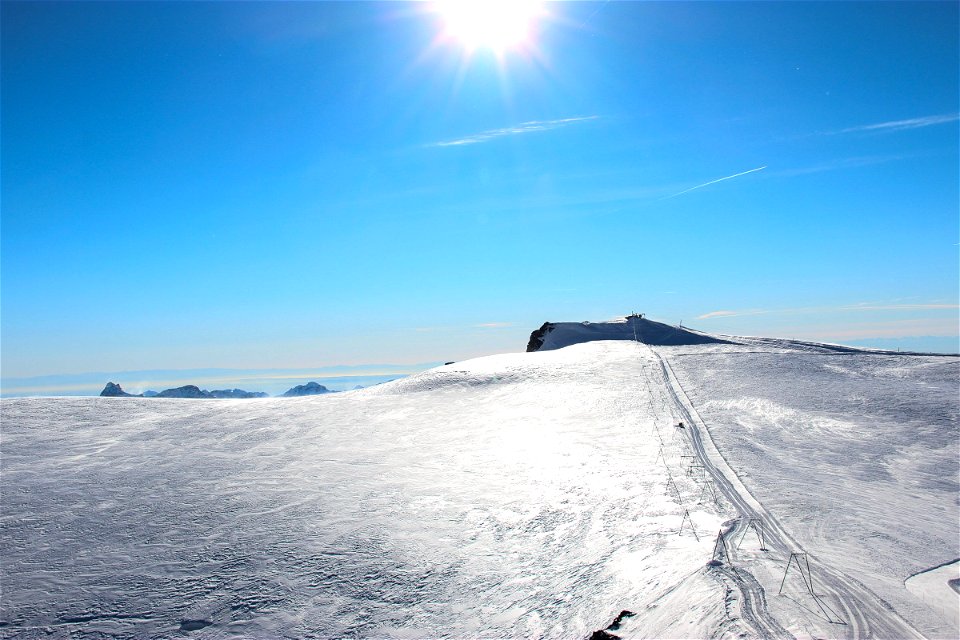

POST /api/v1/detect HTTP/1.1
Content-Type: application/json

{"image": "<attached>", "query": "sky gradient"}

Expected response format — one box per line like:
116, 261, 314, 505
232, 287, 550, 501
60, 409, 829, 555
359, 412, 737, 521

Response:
3, 1, 958, 383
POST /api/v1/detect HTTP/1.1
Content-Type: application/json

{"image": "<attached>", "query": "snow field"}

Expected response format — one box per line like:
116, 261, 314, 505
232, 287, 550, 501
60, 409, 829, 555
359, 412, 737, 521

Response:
2, 342, 734, 639
4, 336, 954, 639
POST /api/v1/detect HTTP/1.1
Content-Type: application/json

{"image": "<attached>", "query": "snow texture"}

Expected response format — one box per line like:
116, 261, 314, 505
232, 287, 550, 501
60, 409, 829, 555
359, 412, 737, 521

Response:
2, 324, 957, 639
658, 339, 959, 639
1, 343, 730, 639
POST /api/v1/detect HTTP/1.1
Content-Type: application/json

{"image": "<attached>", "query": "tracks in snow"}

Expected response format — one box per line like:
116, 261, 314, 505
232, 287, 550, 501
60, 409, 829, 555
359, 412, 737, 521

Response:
650, 346, 925, 640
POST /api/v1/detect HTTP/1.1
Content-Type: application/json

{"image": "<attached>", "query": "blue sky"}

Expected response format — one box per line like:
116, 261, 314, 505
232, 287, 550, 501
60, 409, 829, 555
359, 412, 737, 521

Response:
2, 1, 958, 382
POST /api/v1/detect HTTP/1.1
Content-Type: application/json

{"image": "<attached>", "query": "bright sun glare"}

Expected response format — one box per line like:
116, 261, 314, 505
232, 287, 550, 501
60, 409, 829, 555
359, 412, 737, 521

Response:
435, 0, 545, 52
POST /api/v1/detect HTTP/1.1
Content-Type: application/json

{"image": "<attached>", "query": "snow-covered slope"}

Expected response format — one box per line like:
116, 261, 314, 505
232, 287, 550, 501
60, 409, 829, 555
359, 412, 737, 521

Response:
1, 343, 735, 639
2, 325, 957, 639
658, 340, 959, 639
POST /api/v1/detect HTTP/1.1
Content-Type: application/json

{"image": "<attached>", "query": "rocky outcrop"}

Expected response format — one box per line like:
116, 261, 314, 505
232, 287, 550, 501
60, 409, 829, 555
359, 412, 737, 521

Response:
587, 610, 636, 640
281, 381, 333, 397
526, 322, 555, 352
100, 382, 138, 397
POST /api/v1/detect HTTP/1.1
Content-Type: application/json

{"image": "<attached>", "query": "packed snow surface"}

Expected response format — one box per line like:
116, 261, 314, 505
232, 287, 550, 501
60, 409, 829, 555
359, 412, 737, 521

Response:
905, 560, 960, 630
2, 329, 957, 639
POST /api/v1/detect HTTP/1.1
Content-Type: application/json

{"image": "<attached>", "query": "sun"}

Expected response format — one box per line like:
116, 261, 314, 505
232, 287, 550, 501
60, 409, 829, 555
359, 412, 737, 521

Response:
434, 0, 545, 53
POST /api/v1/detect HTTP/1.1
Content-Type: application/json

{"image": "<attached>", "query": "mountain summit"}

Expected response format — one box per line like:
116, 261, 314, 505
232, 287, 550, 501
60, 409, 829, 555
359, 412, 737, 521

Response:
527, 315, 732, 352
100, 382, 137, 397
281, 381, 333, 397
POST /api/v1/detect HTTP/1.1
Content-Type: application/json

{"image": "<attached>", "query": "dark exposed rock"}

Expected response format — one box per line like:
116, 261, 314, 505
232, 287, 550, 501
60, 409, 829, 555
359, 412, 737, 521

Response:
607, 609, 636, 631
587, 609, 636, 640
526, 321, 555, 352
281, 381, 333, 397
100, 382, 137, 397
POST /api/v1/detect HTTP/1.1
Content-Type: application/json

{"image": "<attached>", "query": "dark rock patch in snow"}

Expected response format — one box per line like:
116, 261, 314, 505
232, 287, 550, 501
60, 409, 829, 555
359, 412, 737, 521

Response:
607, 609, 636, 630
587, 609, 636, 639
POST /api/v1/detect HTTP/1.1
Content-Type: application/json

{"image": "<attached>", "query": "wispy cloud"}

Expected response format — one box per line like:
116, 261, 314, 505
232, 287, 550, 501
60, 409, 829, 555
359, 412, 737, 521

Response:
430, 116, 599, 147
697, 303, 959, 320
414, 322, 515, 332
698, 310, 759, 320
827, 113, 959, 135
840, 303, 959, 312
788, 318, 960, 341
770, 154, 905, 178
662, 166, 766, 200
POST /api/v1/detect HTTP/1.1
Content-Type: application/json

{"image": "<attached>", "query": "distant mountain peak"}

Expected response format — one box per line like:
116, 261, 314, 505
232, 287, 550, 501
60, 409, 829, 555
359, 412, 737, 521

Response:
100, 382, 137, 397
99, 383, 266, 399
155, 385, 207, 399
281, 381, 333, 397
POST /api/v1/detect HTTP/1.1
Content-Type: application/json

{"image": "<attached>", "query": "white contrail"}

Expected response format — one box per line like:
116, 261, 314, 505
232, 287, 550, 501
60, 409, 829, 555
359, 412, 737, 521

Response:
831, 113, 959, 135
662, 165, 766, 200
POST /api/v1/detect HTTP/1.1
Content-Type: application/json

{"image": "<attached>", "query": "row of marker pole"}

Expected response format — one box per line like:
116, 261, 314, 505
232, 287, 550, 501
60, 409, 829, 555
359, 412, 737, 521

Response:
635, 318, 841, 625
655, 411, 841, 625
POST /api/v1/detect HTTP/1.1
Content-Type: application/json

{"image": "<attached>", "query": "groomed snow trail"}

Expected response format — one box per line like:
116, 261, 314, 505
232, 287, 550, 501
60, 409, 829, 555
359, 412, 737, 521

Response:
652, 346, 927, 640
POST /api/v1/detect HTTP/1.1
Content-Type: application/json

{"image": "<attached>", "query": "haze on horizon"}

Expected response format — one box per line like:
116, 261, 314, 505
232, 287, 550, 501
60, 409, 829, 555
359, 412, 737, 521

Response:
2, 1, 958, 382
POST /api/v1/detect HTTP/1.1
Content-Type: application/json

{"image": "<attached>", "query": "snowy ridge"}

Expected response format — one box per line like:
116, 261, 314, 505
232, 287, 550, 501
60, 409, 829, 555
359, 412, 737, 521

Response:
528, 315, 955, 357
526, 316, 732, 352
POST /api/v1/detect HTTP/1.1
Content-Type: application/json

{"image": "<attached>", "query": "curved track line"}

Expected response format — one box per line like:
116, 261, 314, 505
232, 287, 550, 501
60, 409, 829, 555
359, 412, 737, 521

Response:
651, 347, 925, 640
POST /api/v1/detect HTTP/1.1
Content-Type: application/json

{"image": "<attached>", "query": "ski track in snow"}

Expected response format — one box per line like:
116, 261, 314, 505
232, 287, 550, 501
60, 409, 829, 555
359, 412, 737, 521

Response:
654, 342, 957, 640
